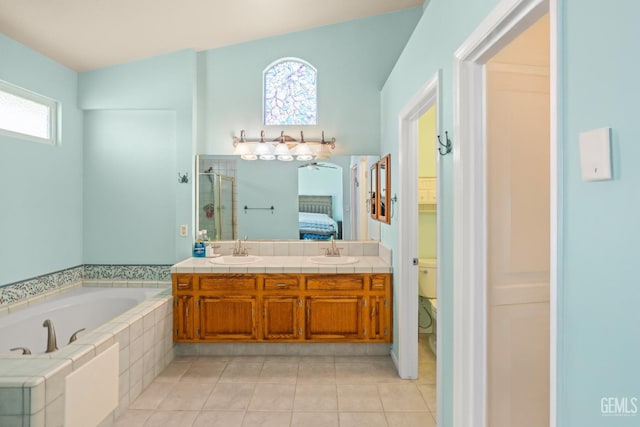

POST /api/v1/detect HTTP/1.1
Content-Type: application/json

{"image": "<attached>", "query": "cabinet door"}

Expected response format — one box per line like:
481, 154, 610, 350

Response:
199, 296, 257, 340
368, 296, 391, 341
174, 295, 195, 341
305, 296, 364, 340
263, 297, 302, 340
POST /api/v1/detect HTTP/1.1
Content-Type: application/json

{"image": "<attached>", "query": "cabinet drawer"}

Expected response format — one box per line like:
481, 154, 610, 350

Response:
264, 275, 300, 291
174, 274, 194, 291
199, 274, 258, 291
305, 275, 365, 291
370, 275, 389, 291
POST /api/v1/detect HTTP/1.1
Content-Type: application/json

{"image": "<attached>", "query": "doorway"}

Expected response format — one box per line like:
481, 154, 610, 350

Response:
396, 70, 441, 416
453, 0, 558, 426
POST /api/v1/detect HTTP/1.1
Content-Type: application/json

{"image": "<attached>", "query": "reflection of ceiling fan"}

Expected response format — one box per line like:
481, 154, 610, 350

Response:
299, 162, 337, 171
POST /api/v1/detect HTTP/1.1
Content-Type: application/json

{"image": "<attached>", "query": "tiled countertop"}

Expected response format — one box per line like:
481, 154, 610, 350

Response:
171, 256, 392, 274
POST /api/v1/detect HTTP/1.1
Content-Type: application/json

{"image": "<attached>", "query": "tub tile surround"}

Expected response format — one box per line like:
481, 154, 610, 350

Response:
0, 288, 174, 427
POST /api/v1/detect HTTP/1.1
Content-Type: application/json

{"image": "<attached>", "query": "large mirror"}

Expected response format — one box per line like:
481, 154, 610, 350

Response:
196, 155, 381, 241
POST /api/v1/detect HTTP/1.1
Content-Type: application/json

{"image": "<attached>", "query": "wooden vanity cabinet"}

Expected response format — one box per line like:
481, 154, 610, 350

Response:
172, 272, 392, 343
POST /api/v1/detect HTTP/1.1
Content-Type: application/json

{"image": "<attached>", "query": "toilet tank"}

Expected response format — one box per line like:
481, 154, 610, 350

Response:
418, 258, 437, 298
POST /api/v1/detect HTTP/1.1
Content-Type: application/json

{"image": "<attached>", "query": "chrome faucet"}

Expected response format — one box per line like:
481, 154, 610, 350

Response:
42, 319, 58, 353
322, 236, 343, 257
232, 237, 250, 256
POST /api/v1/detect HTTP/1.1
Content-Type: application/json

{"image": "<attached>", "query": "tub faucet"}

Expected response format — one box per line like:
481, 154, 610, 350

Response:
68, 328, 86, 344
10, 347, 32, 355
42, 319, 58, 353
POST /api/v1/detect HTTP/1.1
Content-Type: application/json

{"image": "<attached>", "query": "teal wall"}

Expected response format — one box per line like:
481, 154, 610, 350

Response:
380, 1, 501, 426
83, 110, 177, 263
78, 50, 197, 263
382, 0, 640, 426
199, 8, 422, 155
0, 34, 83, 286
560, 1, 640, 425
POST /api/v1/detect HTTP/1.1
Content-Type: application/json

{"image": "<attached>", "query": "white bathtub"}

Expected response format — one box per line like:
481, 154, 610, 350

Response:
0, 287, 163, 355
0, 284, 174, 427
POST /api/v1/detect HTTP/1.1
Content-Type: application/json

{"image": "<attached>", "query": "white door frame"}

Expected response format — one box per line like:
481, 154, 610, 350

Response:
452, 0, 559, 426
396, 70, 442, 386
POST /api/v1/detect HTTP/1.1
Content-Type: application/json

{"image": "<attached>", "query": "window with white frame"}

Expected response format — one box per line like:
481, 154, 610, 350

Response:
0, 81, 58, 145
263, 58, 317, 126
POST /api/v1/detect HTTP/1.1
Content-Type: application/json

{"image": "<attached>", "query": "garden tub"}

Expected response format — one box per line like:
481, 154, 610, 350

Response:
0, 285, 174, 427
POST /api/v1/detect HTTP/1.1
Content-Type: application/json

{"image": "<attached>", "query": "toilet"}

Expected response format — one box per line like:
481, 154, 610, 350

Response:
418, 258, 437, 356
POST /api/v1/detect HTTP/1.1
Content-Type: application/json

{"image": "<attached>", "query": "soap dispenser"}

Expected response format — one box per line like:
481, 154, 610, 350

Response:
193, 230, 206, 258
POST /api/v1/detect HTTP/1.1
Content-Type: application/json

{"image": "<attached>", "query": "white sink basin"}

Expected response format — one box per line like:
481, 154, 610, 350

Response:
307, 256, 359, 265
210, 255, 262, 265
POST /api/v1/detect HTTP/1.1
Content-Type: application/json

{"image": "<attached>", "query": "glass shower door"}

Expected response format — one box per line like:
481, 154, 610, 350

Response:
215, 175, 235, 240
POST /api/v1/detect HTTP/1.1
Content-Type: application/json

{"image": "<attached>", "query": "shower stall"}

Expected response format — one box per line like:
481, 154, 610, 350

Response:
196, 157, 237, 240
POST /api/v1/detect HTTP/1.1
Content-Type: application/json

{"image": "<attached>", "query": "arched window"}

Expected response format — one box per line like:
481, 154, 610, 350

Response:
263, 58, 317, 125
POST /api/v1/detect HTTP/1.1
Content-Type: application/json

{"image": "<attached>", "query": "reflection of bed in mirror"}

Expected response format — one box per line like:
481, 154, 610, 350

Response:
298, 195, 340, 240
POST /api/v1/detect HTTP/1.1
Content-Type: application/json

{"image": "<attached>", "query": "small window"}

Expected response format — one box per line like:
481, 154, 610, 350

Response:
264, 58, 317, 126
0, 80, 58, 145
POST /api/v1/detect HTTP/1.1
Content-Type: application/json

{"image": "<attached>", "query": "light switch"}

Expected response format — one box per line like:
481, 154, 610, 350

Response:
579, 127, 612, 181
179, 224, 188, 237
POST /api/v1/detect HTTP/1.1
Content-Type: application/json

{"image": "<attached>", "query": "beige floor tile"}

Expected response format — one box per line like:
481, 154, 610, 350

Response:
248, 383, 296, 411
339, 412, 388, 427
158, 382, 214, 411
154, 361, 191, 383
378, 383, 429, 412
417, 384, 436, 412
143, 410, 199, 427
193, 410, 245, 427
385, 411, 435, 427
112, 409, 152, 427
416, 362, 436, 385
129, 382, 175, 410
293, 384, 338, 412
114, 354, 440, 427
337, 384, 383, 412
204, 383, 255, 411
263, 355, 301, 363
241, 411, 292, 427
258, 362, 299, 383
297, 355, 334, 364
230, 356, 265, 364
291, 411, 339, 427
297, 362, 336, 384
181, 361, 227, 383
335, 363, 381, 384
219, 363, 263, 383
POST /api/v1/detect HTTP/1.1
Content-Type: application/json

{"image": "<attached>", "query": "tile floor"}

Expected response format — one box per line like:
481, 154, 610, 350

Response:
114, 335, 437, 427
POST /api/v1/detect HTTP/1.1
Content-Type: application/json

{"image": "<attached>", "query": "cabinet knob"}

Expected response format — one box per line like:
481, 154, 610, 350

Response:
177, 283, 190, 289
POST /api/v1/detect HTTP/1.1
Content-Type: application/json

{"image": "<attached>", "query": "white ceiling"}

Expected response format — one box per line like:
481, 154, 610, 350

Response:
0, 0, 424, 72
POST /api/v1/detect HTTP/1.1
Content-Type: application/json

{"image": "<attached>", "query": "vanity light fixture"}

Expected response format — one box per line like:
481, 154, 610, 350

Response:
232, 130, 336, 161
254, 131, 276, 160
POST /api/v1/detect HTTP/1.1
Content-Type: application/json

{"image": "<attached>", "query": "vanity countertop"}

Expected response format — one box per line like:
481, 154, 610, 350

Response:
171, 256, 392, 274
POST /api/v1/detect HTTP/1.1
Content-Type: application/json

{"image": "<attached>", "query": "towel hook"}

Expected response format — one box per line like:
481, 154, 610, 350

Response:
438, 131, 452, 156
